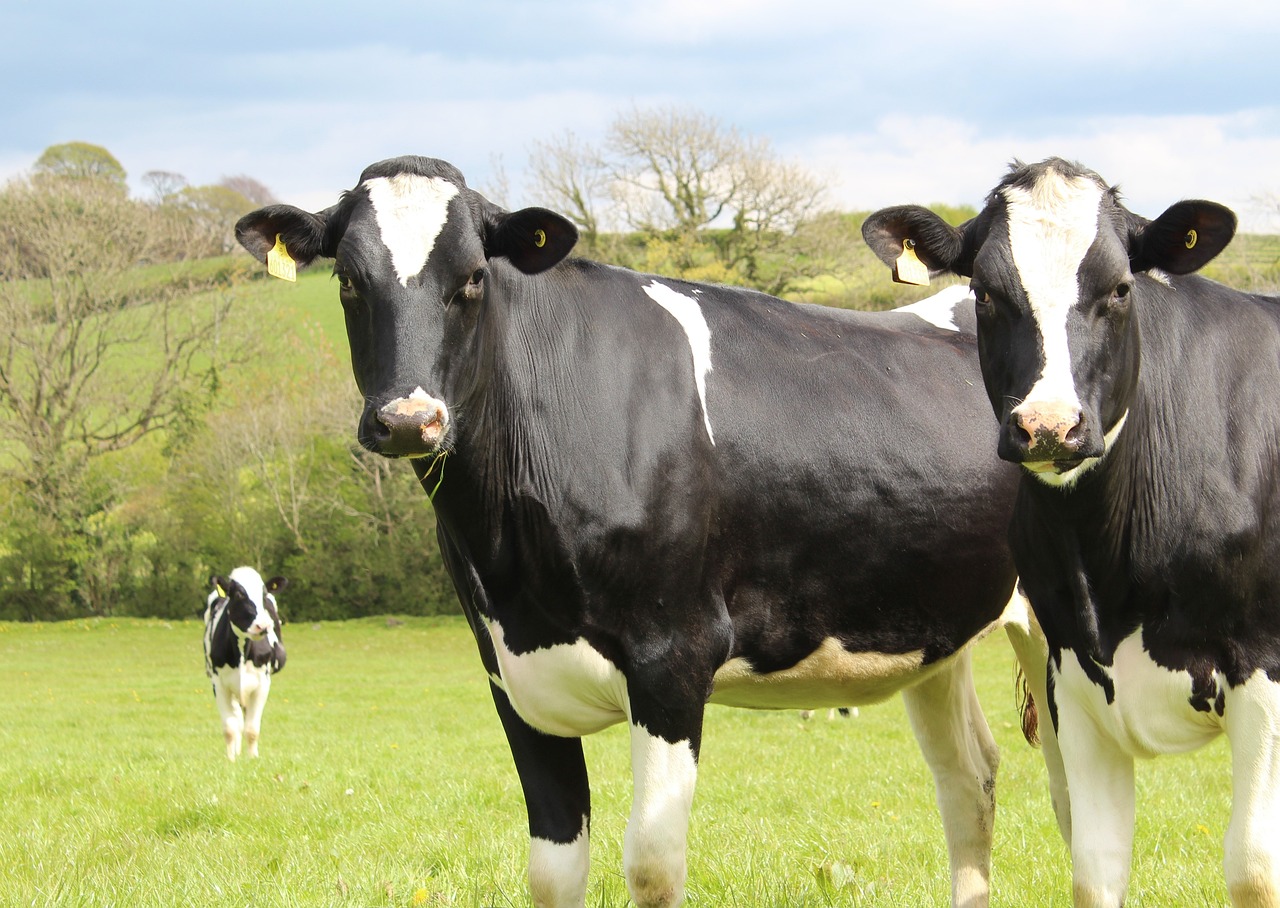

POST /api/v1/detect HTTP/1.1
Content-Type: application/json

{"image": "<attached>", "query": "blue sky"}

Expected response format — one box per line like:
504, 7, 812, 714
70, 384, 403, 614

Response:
6, 0, 1280, 230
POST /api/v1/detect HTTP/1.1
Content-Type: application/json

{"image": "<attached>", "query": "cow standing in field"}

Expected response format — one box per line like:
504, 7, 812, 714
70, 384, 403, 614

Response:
203, 566, 287, 761
235, 155, 1066, 908
864, 157, 1280, 907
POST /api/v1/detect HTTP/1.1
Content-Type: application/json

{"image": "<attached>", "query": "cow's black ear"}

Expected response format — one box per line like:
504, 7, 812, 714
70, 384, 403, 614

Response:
266, 576, 288, 593
862, 205, 973, 279
1130, 200, 1236, 275
210, 575, 228, 597
235, 205, 333, 270
487, 207, 578, 274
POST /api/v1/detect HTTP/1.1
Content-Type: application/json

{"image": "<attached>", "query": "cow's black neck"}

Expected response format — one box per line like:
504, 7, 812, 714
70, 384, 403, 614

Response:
1014, 273, 1280, 686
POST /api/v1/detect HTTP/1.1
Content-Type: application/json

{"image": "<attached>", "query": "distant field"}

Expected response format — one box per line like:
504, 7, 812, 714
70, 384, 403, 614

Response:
1, 618, 1235, 907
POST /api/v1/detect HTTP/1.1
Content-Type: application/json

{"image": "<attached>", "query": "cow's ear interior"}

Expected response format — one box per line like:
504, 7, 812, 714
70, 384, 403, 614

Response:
487, 207, 579, 274
1131, 200, 1237, 275
861, 205, 971, 278
235, 205, 331, 269
266, 576, 288, 593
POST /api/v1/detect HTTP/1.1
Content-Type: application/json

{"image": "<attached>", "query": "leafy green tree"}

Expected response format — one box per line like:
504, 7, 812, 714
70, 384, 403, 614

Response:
34, 141, 127, 192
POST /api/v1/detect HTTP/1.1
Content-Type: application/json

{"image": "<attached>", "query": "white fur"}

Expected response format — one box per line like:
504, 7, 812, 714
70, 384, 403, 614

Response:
641, 281, 715, 445
1002, 172, 1103, 420
1053, 630, 1280, 904
485, 620, 629, 737
624, 725, 698, 908
710, 637, 924, 708
529, 826, 590, 908
895, 283, 970, 332
365, 173, 459, 287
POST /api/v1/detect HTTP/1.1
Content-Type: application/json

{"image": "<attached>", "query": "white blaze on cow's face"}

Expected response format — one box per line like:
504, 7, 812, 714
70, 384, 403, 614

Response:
364, 173, 460, 287
1001, 169, 1104, 430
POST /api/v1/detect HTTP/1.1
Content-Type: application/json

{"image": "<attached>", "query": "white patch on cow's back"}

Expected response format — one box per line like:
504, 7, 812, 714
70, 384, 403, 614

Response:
1003, 171, 1104, 413
895, 283, 971, 331
709, 636, 927, 709
641, 281, 715, 445
1054, 628, 1224, 758
485, 620, 629, 737
365, 174, 460, 287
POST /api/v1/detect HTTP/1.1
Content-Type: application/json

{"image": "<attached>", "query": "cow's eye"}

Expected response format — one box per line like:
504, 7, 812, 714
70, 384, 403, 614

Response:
1104, 280, 1132, 314
334, 270, 354, 294
971, 284, 992, 312
457, 268, 485, 303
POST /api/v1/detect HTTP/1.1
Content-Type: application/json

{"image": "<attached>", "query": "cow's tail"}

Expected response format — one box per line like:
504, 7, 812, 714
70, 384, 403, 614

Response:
1015, 663, 1039, 747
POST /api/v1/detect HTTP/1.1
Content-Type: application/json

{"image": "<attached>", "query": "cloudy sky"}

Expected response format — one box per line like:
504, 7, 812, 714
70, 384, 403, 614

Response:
7, 0, 1280, 230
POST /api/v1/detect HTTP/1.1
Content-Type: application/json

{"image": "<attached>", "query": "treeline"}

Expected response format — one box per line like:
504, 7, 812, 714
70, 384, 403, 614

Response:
0, 143, 455, 622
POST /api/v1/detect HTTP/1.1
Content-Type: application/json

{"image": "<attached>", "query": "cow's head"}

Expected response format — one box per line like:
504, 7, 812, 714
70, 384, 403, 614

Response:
236, 156, 578, 458
863, 158, 1235, 487
212, 568, 287, 641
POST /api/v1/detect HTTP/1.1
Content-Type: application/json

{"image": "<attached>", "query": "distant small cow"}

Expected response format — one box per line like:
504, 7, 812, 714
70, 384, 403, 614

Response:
202, 566, 287, 761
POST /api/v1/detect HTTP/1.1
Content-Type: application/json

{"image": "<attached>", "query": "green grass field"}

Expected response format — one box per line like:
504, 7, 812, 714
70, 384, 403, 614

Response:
1, 617, 1235, 907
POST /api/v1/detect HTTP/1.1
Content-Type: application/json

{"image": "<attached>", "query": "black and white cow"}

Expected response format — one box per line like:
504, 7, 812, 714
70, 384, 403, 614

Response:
203, 566, 287, 761
864, 157, 1280, 907
235, 155, 1065, 908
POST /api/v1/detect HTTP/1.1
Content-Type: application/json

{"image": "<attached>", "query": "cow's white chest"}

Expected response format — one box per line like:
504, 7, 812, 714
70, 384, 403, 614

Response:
709, 637, 928, 709
1055, 629, 1224, 757
485, 621, 629, 737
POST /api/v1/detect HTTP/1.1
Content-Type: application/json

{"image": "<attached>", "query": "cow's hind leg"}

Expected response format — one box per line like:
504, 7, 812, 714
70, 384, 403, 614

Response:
1223, 677, 1280, 907
901, 649, 999, 908
491, 685, 591, 908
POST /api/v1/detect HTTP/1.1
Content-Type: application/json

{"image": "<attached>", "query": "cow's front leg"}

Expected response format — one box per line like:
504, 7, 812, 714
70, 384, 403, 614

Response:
624, 689, 703, 908
214, 684, 243, 761
242, 674, 271, 759
1223, 677, 1280, 907
491, 684, 591, 908
1055, 681, 1135, 908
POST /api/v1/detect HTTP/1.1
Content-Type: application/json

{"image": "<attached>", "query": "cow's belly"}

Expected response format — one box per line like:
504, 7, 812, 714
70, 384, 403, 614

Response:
485, 621, 629, 737
1055, 629, 1224, 758
709, 637, 929, 709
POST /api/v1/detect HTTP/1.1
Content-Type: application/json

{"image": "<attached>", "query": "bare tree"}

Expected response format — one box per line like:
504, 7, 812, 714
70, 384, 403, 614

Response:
527, 105, 838, 295
606, 106, 743, 238
220, 174, 278, 206
0, 173, 242, 612
142, 170, 188, 203
528, 131, 612, 250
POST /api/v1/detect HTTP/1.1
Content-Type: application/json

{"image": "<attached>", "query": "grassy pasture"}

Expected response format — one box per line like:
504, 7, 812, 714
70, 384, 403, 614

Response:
1, 617, 1234, 907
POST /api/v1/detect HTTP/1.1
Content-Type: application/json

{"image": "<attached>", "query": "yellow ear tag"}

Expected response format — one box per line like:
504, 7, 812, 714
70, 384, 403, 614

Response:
894, 239, 930, 286
1185, 228, 1198, 250
215, 583, 226, 598
533, 229, 547, 248
267, 234, 297, 282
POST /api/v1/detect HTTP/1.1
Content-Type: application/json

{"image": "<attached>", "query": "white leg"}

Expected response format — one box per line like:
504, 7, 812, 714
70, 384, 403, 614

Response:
1055, 678, 1135, 908
242, 673, 271, 759
1002, 593, 1072, 844
1223, 676, 1280, 907
901, 650, 998, 908
215, 685, 243, 762
529, 826, 590, 908
624, 723, 697, 908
